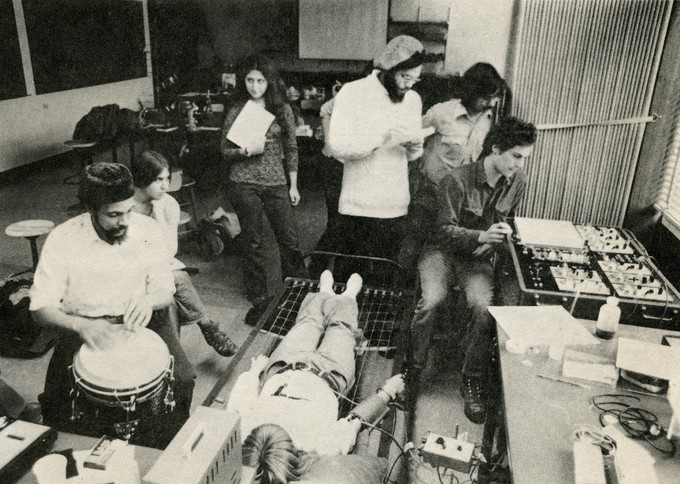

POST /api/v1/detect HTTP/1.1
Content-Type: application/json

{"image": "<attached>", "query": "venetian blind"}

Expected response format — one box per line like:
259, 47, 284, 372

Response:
656, 90, 680, 239
509, 0, 673, 225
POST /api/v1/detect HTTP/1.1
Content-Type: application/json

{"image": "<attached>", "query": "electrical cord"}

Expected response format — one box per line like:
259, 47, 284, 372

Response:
332, 387, 360, 407
437, 466, 460, 484
360, 419, 405, 456
591, 394, 676, 457
573, 427, 617, 456
382, 445, 417, 484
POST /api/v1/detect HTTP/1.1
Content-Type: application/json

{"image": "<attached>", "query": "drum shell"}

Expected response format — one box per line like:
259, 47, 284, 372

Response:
69, 327, 173, 441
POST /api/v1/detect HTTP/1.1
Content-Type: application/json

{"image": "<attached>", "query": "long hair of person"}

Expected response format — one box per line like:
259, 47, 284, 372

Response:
242, 424, 306, 484
478, 116, 537, 161
233, 54, 287, 116
130, 149, 170, 189
460, 62, 506, 110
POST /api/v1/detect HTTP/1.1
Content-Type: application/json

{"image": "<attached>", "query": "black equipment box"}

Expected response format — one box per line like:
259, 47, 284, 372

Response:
503, 223, 680, 330
0, 420, 57, 482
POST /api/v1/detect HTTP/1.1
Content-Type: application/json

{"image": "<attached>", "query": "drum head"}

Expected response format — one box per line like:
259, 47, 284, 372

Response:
74, 326, 170, 390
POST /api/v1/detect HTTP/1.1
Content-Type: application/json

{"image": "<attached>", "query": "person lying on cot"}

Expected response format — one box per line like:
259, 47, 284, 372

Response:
227, 270, 405, 484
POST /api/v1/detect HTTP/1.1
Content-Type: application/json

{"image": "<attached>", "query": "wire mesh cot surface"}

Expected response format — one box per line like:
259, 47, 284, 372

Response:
261, 278, 408, 350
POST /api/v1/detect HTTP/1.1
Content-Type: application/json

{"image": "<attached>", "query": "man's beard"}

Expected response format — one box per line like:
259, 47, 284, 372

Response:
383, 73, 406, 103
103, 227, 128, 244
91, 214, 128, 244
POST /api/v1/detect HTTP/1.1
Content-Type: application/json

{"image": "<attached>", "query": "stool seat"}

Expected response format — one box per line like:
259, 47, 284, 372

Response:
64, 140, 99, 185
180, 176, 196, 188
5, 219, 55, 239
5, 219, 55, 271
179, 211, 192, 226
64, 140, 97, 149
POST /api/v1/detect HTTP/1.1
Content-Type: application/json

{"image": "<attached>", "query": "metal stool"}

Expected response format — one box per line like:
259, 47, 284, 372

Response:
168, 169, 199, 232
5, 219, 55, 272
63, 140, 98, 185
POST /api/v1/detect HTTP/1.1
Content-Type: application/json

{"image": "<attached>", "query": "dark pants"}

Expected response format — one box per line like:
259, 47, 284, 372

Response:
315, 214, 405, 284
410, 248, 496, 377
322, 157, 343, 225
228, 182, 307, 301
309, 157, 344, 279
39, 312, 194, 449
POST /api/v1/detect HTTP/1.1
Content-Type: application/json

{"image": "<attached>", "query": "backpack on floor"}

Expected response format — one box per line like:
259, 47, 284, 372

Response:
0, 273, 58, 358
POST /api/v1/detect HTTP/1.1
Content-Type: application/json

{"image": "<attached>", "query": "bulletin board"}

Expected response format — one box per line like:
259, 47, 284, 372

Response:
0, 0, 26, 100
23, 0, 147, 95
298, 0, 389, 60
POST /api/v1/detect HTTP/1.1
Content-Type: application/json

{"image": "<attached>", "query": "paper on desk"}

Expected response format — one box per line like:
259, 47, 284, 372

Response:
514, 217, 585, 248
226, 100, 275, 152
616, 337, 680, 380
489, 305, 599, 346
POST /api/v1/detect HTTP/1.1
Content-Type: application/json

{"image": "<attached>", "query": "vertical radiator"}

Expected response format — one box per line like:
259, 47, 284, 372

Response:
508, 0, 673, 225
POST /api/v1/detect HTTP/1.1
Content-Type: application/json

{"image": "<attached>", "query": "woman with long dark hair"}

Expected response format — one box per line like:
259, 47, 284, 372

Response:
221, 55, 307, 304
131, 150, 238, 357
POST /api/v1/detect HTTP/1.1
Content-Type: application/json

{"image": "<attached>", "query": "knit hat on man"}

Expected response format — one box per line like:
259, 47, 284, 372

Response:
78, 162, 135, 210
373, 35, 424, 70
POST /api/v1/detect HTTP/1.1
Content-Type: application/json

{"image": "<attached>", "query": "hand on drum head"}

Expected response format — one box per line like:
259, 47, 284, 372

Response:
80, 318, 119, 350
123, 296, 153, 331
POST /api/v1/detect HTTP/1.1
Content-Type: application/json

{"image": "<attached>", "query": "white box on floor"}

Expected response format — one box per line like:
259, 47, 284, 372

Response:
145, 406, 241, 484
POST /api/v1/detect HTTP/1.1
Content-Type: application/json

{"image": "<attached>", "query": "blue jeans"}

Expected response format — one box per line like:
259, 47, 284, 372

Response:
173, 269, 210, 327
264, 292, 360, 394
411, 248, 495, 377
228, 183, 307, 300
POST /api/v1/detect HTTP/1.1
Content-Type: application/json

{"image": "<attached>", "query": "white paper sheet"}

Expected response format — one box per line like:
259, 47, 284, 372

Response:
489, 305, 599, 346
616, 337, 680, 380
514, 217, 585, 248
226, 100, 275, 153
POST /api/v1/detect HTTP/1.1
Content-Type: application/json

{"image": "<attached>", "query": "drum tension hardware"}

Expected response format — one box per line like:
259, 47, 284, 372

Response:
67, 356, 176, 442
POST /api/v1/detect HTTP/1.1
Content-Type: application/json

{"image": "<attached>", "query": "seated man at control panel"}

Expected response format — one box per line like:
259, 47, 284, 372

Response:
409, 117, 537, 424
228, 270, 405, 484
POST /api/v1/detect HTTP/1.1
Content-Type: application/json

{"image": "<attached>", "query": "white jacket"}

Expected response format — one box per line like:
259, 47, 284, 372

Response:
327, 72, 423, 218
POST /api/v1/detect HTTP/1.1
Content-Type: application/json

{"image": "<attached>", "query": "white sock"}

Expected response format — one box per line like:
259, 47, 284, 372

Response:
319, 270, 335, 294
343, 273, 363, 298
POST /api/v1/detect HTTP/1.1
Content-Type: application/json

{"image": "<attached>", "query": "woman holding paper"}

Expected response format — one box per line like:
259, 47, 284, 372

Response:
221, 54, 307, 304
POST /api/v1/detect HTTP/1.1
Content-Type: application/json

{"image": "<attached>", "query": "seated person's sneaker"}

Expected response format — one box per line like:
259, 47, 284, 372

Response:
461, 375, 486, 424
198, 321, 239, 357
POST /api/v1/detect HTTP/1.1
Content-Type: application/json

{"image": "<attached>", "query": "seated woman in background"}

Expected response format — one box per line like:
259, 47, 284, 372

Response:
221, 54, 307, 305
131, 150, 238, 357
229, 270, 405, 484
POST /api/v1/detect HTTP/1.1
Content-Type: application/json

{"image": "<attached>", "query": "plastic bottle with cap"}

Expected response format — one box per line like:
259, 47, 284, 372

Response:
596, 296, 620, 340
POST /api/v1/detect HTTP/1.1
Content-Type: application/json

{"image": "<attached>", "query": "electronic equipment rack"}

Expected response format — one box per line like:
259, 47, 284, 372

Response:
504, 224, 680, 330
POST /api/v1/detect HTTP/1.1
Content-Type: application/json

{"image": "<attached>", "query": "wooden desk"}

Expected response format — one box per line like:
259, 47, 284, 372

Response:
16, 431, 161, 483
494, 321, 680, 483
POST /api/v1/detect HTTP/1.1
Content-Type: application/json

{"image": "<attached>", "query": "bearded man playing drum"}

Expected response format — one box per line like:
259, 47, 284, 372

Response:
30, 162, 194, 449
